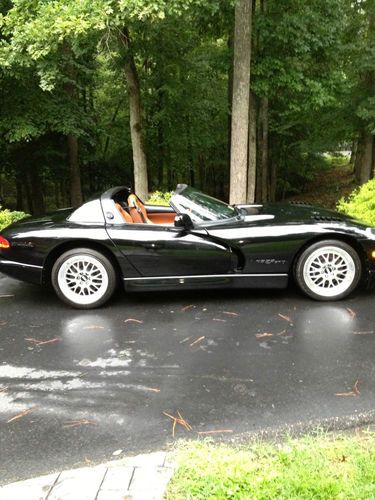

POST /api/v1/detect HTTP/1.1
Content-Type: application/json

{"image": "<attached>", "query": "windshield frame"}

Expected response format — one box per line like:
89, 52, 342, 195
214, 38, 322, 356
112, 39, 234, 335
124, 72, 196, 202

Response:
170, 185, 241, 227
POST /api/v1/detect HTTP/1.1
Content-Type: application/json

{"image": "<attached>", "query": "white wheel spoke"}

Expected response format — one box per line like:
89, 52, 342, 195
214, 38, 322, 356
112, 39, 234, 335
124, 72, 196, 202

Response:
303, 245, 357, 298
58, 254, 109, 306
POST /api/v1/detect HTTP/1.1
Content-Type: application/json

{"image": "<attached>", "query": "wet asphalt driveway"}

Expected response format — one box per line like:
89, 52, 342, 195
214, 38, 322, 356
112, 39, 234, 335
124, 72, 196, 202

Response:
0, 272, 375, 484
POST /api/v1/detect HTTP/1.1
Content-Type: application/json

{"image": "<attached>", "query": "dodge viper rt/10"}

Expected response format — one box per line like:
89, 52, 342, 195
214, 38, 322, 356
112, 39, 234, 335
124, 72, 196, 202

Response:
1, 184, 375, 308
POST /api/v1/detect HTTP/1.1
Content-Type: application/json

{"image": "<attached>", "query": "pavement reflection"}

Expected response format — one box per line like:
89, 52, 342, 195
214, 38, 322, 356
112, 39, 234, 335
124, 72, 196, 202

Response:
1, 273, 375, 485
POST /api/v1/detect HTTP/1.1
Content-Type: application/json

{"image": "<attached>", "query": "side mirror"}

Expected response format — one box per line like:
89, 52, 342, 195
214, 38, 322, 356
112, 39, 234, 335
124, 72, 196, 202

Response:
174, 213, 193, 230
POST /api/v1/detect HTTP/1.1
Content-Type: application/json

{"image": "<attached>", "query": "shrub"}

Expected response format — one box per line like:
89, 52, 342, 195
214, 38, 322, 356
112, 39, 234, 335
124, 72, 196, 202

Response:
0, 207, 28, 231
146, 191, 173, 206
337, 179, 375, 226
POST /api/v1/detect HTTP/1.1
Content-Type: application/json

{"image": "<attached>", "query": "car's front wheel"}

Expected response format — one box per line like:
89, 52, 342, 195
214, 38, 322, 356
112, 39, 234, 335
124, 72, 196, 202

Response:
52, 248, 116, 309
295, 240, 361, 301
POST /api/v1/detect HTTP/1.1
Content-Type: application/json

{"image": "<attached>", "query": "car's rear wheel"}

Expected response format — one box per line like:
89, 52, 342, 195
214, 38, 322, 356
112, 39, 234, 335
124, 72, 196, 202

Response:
52, 248, 116, 309
295, 240, 361, 301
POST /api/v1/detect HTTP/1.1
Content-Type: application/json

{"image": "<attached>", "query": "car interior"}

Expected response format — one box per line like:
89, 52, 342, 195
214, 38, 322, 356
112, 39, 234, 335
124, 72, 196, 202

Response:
113, 188, 176, 225
111, 187, 265, 226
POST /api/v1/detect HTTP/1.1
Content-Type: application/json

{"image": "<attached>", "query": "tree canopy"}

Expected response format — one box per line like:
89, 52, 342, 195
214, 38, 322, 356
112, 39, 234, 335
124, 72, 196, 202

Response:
0, 0, 373, 213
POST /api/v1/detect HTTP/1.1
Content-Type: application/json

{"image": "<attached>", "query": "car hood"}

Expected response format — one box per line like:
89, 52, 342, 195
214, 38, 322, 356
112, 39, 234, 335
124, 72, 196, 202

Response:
255, 202, 368, 227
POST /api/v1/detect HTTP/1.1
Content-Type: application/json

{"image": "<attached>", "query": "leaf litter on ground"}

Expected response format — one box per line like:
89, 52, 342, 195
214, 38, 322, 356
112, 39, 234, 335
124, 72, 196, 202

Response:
189, 336, 205, 347
335, 379, 361, 397
181, 304, 195, 312
25, 337, 62, 346
7, 407, 36, 423
278, 313, 293, 323
346, 307, 356, 319
63, 419, 97, 428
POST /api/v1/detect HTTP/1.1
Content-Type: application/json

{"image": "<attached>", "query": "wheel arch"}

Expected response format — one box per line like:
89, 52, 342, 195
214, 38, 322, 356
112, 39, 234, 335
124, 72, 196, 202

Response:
42, 240, 122, 286
291, 233, 368, 284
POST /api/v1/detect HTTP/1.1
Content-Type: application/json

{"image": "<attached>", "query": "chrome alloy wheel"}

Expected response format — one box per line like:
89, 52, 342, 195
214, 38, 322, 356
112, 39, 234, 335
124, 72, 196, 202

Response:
57, 255, 109, 306
303, 246, 356, 298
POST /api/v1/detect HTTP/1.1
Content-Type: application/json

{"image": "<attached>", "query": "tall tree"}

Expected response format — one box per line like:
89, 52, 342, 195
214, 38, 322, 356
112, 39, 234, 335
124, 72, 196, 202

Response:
2, 0, 374, 212
0, 0, 100, 206
353, 3, 375, 184
230, 0, 252, 204
258, 0, 269, 202
121, 29, 148, 200
247, 91, 257, 202
64, 52, 83, 206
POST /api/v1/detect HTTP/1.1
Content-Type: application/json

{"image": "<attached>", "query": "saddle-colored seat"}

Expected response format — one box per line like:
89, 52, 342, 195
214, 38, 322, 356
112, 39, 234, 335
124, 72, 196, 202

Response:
115, 203, 133, 223
127, 194, 153, 224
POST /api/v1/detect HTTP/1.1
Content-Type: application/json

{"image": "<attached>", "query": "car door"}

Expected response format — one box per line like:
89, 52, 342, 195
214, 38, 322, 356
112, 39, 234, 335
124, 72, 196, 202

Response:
204, 220, 307, 275
106, 223, 233, 277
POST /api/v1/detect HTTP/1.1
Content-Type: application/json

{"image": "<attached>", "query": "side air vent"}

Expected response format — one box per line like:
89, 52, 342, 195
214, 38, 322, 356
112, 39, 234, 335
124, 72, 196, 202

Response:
289, 201, 313, 206
312, 215, 342, 222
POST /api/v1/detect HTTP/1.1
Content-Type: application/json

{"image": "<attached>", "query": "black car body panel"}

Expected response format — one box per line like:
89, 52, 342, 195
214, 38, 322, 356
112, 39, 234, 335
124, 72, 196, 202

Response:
1, 185, 375, 298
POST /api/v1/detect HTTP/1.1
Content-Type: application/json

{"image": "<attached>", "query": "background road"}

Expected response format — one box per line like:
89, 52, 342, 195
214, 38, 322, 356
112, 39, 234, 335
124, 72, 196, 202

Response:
1, 273, 375, 484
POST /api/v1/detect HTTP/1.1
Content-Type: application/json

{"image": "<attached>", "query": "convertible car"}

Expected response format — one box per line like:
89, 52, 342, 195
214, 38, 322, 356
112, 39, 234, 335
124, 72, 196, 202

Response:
0, 184, 375, 308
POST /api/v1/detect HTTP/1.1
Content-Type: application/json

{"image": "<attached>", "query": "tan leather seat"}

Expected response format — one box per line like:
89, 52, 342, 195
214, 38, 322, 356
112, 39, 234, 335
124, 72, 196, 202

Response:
127, 194, 153, 224
115, 203, 133, 223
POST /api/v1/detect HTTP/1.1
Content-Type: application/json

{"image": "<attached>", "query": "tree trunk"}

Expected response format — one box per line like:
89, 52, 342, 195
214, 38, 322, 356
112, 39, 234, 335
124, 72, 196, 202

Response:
229, 0, 252, 205
16, 176, 24, 211
54, 181, 60, 208
28, 167, 45, 216
350, 138, 358, 168
168, 165, 174, 191
259, 96, 269, 202
103, 99, 123, 160
157, 119, 165, 189
67, 134, 83, 207
247, 92, 257, 203
198, 154, 205, 192
122, 31, 149, 201
25, 175, 33, 214
360, 132, 374, 184
186, 118, 195, 187
354, 11, 375, 184
227, 31, 234, 171
269, 156, 277, 202
255, 127, 263, 202
258, 0, 269, 203
354, 130, 374, 184
63, 48, 83, 207
0, 171, 3, 206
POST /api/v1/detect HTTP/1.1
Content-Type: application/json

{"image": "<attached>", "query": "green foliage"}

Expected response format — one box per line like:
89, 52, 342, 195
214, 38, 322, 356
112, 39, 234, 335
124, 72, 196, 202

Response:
140, 19, 229, 193
251, 0, 359, 197
337, 179, 375, 225
146, 191, 173, 205
0, 0, 231, 207
346, 0, 375, 134
167, 433, 375, 499
0, 207, 28, 231
0, 0, 373, 211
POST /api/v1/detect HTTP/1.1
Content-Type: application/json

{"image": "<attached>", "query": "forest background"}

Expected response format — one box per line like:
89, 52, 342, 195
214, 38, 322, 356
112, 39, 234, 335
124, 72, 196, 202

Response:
0, 0, 374, 216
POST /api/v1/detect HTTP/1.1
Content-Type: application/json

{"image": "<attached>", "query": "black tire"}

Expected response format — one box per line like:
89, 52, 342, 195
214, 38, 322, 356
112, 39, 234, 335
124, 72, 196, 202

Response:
51, 248, 117, 309
295, 239, 361, 301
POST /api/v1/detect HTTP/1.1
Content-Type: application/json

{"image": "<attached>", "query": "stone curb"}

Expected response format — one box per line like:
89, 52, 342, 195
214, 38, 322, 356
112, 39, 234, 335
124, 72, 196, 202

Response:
0, 452, 175, 500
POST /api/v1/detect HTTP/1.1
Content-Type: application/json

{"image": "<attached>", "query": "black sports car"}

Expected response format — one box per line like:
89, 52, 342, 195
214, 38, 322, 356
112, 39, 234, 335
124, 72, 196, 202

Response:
1, 184, 375, 308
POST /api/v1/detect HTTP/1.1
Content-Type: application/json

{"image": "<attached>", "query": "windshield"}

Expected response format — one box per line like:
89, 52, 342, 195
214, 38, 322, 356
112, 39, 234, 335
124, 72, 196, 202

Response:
170, 185, 238, 224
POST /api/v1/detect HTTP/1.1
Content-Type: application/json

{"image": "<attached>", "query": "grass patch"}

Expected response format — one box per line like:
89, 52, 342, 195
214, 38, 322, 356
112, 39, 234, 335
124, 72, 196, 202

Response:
166, 432, 375, 499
